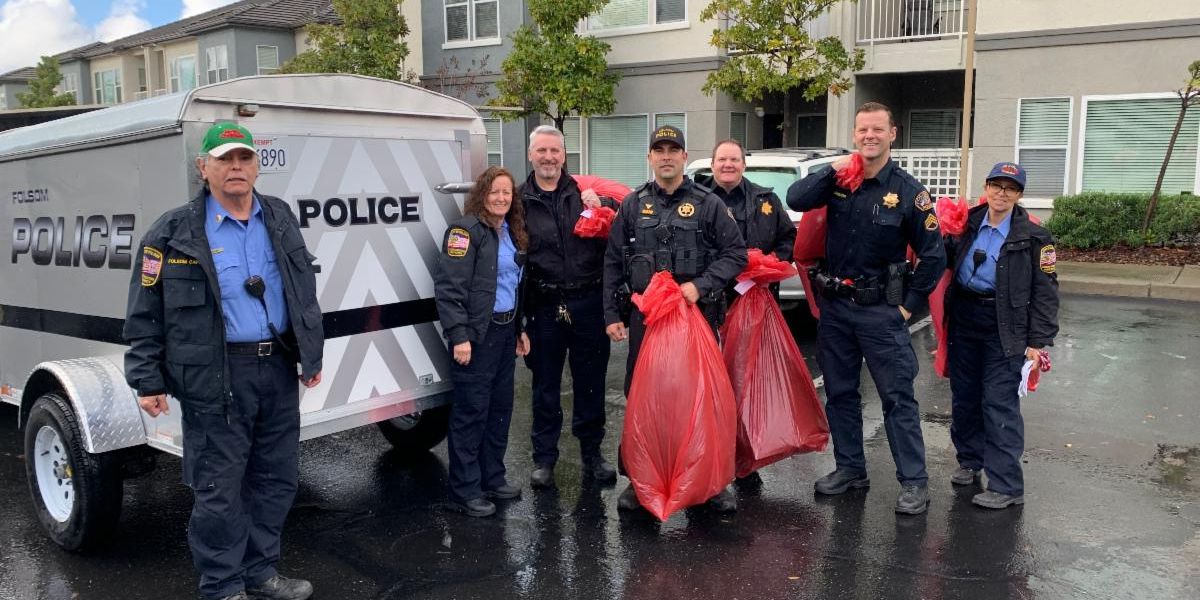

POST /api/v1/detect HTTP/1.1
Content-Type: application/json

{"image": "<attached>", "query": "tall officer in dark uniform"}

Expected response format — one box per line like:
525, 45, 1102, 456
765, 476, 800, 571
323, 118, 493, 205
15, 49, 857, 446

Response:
604, 125, 748, 513
125, 123, 323, 600
519, 125, 617, 489
944, 162, 1059, 509
786, 102, 946, 515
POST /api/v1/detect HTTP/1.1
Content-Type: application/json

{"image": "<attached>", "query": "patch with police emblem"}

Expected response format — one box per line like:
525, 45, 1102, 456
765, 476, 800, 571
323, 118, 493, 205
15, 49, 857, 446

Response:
141, 247, 163, 287
1039, 244, 1057, 274
446, 227, 471, 258
924, 213, 939, 231
915, 191, 933, 212
641, 203, 655, 216
677, 202, 696, 218
761, 202, 773, 216
882, 193, 899, 209
168, 257, 200, 265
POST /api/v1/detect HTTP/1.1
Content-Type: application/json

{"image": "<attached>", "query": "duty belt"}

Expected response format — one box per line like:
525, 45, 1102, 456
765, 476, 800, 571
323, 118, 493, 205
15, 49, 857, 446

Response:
809, 269, 884, 306
492, 309, 517, 325
532, 277, 602, 295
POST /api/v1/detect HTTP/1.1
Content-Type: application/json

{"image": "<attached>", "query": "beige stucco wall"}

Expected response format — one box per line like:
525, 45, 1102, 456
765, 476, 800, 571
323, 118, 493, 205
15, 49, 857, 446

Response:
978, 0, 1200, 35
162, 38, 201, 91
400, 0, 422, 77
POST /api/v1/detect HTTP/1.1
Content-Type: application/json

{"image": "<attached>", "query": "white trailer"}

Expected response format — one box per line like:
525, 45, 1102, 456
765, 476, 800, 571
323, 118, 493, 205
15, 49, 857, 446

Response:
0, 74, 481, 550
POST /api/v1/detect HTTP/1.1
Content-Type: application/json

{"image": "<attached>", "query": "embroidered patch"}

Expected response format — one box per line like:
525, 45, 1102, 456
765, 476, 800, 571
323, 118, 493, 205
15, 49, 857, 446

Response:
640, 203, 655, 216
924, 213, 939, 231
168, 257, 200, 265
677, 202, 695, 218
1039, 244, 1056, 273
833, 191, 847, 199
915, 191, 933, 212
141, 247, 163, 286
446, 227, 471, 258
761, 202, 773, 216
211, 247, 224, 254
882, 193, 899, 209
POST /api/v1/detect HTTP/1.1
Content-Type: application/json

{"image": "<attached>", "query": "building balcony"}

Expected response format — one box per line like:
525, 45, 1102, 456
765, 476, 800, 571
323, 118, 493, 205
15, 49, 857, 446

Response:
856, 0, 966, 45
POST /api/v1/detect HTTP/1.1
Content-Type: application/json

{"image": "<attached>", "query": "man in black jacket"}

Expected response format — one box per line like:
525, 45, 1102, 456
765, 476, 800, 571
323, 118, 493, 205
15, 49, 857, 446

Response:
124, 123, 323, 600
944, 162, 1059, 509
519, 125, 618, 489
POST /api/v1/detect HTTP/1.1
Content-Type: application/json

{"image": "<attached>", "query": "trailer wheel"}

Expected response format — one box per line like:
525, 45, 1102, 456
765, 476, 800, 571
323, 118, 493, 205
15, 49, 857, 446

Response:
24, 392, 122, 552
376, 404, 451, 452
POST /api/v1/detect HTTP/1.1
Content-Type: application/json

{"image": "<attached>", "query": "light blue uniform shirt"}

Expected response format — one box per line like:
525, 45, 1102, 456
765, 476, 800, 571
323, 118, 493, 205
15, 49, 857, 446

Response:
494, 221, 521, 312
955, 211, 1012, 294
205, 194, 289, 342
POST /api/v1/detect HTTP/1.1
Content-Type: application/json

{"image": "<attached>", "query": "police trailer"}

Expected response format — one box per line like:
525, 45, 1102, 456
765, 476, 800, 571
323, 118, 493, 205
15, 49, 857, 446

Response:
0, 74, 482, 550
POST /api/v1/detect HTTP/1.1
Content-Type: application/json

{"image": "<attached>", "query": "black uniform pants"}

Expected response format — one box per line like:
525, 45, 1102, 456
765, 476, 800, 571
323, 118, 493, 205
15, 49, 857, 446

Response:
816, 295, 927, 486
525, 290, 611, 466
447, 319, 516, 503
948, 294, 1026, 496
181, 351, 300, 600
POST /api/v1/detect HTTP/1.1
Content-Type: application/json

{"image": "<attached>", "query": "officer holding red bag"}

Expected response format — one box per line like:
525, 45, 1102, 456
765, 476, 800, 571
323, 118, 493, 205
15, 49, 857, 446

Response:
604, 125, 747, 513
786, 102, 946, 515
943, 162, 1059, 509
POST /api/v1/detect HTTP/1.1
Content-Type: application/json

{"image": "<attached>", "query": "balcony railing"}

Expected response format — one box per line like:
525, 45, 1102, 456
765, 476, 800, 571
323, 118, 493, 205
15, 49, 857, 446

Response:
891, 148, 965, 198
857, 0, 966, 44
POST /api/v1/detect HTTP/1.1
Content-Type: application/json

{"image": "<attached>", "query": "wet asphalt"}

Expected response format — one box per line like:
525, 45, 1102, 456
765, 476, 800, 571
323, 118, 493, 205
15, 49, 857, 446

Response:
1, 294, 1199, 600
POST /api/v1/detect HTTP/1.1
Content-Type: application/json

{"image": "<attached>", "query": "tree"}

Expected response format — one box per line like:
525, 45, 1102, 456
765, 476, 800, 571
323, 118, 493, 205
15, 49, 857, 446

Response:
281, 0, 415, 83
494, 0, 619, 131
701, 0, 864, 147
16, 56, 76, 108
1142, 59, 1200, 238
423, 55, 492, 104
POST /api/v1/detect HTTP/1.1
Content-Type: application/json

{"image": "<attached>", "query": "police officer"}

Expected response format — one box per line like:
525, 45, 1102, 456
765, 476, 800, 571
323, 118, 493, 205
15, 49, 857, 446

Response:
604, 125, 748, 513
786, 102, 946, 515
435, 166, 531, 518
944, 162, 1059, 509
124, 123, 323, 600
519, 125, 617, 489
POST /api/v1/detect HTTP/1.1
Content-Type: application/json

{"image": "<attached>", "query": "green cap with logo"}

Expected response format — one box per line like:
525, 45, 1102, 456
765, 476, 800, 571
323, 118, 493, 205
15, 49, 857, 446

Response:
201, 122, 258, 158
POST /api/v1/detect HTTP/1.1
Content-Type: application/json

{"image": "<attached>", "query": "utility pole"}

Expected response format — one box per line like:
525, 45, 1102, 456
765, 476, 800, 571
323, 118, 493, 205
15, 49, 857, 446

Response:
958, 0, 978, 199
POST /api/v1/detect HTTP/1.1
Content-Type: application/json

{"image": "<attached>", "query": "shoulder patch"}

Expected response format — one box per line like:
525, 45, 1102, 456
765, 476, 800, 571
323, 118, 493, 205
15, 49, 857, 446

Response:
141, 247, 163, 286
923, 213, 939, 231
915, 190, 932, 212
1039, 244, 1056, 273
446, 227, 471, 258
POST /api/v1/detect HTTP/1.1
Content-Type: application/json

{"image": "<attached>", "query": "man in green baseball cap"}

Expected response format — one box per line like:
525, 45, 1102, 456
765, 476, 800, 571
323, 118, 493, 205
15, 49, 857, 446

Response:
202, 122, 259, 157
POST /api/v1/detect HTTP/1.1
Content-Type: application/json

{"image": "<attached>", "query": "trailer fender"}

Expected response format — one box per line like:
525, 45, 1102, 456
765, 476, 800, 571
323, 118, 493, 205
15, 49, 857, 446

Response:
20, 358, 146, 453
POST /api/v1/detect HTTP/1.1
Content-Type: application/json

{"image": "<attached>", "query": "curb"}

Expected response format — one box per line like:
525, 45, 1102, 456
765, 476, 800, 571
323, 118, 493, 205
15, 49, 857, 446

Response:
1058, 263, 1200, 303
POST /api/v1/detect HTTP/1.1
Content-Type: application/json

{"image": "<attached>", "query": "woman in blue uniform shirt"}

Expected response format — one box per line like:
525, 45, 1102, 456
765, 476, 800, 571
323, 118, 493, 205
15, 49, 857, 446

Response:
435, 166, 531, 517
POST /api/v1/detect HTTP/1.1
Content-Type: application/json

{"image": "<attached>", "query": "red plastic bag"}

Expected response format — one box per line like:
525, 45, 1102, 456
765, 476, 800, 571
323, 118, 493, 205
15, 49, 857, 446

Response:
573, 205, 617, 239
793, 208, 828, 319
936, 196, 969, 236
721, 251, 829, 477
835, 153, 864, 192
572, 174, 631, 204
622, 271, 737, 521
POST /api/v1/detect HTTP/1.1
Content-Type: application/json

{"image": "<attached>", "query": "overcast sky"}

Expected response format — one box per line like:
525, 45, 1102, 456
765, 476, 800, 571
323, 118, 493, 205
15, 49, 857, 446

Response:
0, 0, 239, 73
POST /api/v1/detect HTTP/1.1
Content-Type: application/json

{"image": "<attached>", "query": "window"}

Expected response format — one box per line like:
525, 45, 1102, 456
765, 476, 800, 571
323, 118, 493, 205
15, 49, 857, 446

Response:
444, 0, 499, 43
908, 109, 960, 148
59, 72, 79, 102
589, 115, 649, 188
137, 67, 147, 93
93, 69, 122, 104
257, 45, 280, 75
206, 45, 229, 83
483, 118, 502, 166
0, 91, 7, 110
1016, 98, 1071, 198
563, 117, 582, 174
654, 112, 686, 135
1081, 96, 1200, 194
169, 55, 197, 93
586, 0, 686, 31
796, 114, 826, 147
729, 112, 747, 147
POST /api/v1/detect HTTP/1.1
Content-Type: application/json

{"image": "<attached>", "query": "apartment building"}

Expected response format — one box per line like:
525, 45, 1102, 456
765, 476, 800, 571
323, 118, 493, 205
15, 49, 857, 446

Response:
0, 67, 35, 110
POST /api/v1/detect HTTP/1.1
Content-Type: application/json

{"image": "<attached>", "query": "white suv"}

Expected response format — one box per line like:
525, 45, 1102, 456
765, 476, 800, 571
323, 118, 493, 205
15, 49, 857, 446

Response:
686, 147, 849, 312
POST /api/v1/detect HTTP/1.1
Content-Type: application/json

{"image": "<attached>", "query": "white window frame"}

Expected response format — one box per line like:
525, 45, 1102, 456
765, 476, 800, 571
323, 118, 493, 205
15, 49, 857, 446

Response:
256, 45, 281, 75
93, 68, 122, 104
59, 72, 79, 103
653, 111, 687, 140
442, 0, 502, 49
206, 45, 229, 84
0, 91, 7, 110
563, 116, 583, 174
587, 112, 652, 185
169, 54, 198, 93
1013, 96, 1073, 208
582, 0, 690, 38
483, 117, 503, 166
1075, 92, 1200, 196
907, 108, 961, 149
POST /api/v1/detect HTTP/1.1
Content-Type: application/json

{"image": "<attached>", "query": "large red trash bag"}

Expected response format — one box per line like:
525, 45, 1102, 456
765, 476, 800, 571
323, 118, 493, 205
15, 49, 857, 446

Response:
720, 251, 830, 477
621, 271, 737, 521
793, 207, 828, 319
572, 174, 631, 203
573, 205, 617, 239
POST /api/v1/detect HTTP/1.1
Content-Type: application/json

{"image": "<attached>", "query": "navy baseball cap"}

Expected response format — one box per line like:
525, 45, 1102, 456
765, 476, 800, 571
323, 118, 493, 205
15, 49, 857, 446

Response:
986, 162, 1026, 190
649, 125, 685, 150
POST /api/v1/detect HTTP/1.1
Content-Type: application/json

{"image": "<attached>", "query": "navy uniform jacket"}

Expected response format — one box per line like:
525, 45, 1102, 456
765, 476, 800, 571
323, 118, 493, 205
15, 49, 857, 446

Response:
435, 215, 524, 346
602, 177, 748, 326
945, 204, 1059, 356
518, 170, 608, 288
123, 189, 324, 414
786, 160, 946, 313
693, 174, 795, 261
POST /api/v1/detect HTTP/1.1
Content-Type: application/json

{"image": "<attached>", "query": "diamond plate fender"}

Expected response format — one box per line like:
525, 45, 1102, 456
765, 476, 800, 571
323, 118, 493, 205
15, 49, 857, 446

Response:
21, 358, 146, 454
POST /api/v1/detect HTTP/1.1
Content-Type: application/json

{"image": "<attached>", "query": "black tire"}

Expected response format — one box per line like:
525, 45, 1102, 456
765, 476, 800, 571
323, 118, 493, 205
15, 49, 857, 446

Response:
376, 404, 451, 452
23, 393, 123, 552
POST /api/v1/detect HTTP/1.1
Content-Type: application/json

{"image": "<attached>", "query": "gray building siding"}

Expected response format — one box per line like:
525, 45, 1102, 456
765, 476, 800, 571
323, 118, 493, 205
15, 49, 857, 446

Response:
58, 60, 92, 105
230, 28, 297, 77
198, 30, 237, 83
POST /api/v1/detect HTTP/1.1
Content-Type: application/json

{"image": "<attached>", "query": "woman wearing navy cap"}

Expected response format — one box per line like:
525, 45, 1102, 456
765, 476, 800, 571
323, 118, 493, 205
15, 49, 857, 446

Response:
942, 162, 1060, 509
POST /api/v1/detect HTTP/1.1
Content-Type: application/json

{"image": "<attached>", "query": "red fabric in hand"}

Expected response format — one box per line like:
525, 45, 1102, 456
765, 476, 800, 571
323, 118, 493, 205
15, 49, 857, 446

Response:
622, 271, 737, 521
834, 153, 864, 192
573, 205, 617, 239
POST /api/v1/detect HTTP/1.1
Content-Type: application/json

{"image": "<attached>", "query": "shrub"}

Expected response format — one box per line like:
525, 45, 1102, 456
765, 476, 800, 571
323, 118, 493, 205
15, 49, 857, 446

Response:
1045, 192, 1200, 248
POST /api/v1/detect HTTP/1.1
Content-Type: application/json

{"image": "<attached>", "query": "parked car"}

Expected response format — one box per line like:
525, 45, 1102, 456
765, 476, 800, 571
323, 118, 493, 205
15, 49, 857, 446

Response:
686, 147, 849, 313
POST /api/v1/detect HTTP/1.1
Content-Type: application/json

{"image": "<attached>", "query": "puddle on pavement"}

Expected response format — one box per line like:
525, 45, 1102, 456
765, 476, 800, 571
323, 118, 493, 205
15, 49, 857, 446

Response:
1151, 444, 1199, 490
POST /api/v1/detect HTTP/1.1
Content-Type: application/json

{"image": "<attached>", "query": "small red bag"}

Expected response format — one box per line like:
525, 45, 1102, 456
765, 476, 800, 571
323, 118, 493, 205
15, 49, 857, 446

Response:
721, 251, 829, 477
835, 153, 864, 192
572, 174, 631, 204
573, 206, 617, 239
621, 271, 737, 521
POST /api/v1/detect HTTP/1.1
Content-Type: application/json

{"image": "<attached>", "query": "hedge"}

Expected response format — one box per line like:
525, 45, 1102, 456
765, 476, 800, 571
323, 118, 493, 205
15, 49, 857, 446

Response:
1044, 192, 1200, 249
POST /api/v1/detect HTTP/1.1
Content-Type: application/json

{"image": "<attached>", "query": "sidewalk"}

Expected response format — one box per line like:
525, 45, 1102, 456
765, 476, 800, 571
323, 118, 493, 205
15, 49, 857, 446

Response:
1058, 261, 1200, 302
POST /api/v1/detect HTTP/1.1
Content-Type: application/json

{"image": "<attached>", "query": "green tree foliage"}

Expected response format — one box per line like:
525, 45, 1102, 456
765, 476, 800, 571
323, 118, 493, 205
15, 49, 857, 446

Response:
281, 0, 415, 82
494, 0, 619, 130
1143, 60, 1200, 236
701, 0, 864, 146
16, 56, 76, 108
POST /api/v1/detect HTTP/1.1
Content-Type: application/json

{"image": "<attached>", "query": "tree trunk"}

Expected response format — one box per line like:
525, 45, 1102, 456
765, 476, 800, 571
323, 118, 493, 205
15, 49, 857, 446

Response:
553, 113, 565, 132
781, 87, 795, 147
1141, 94, 1192, 237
